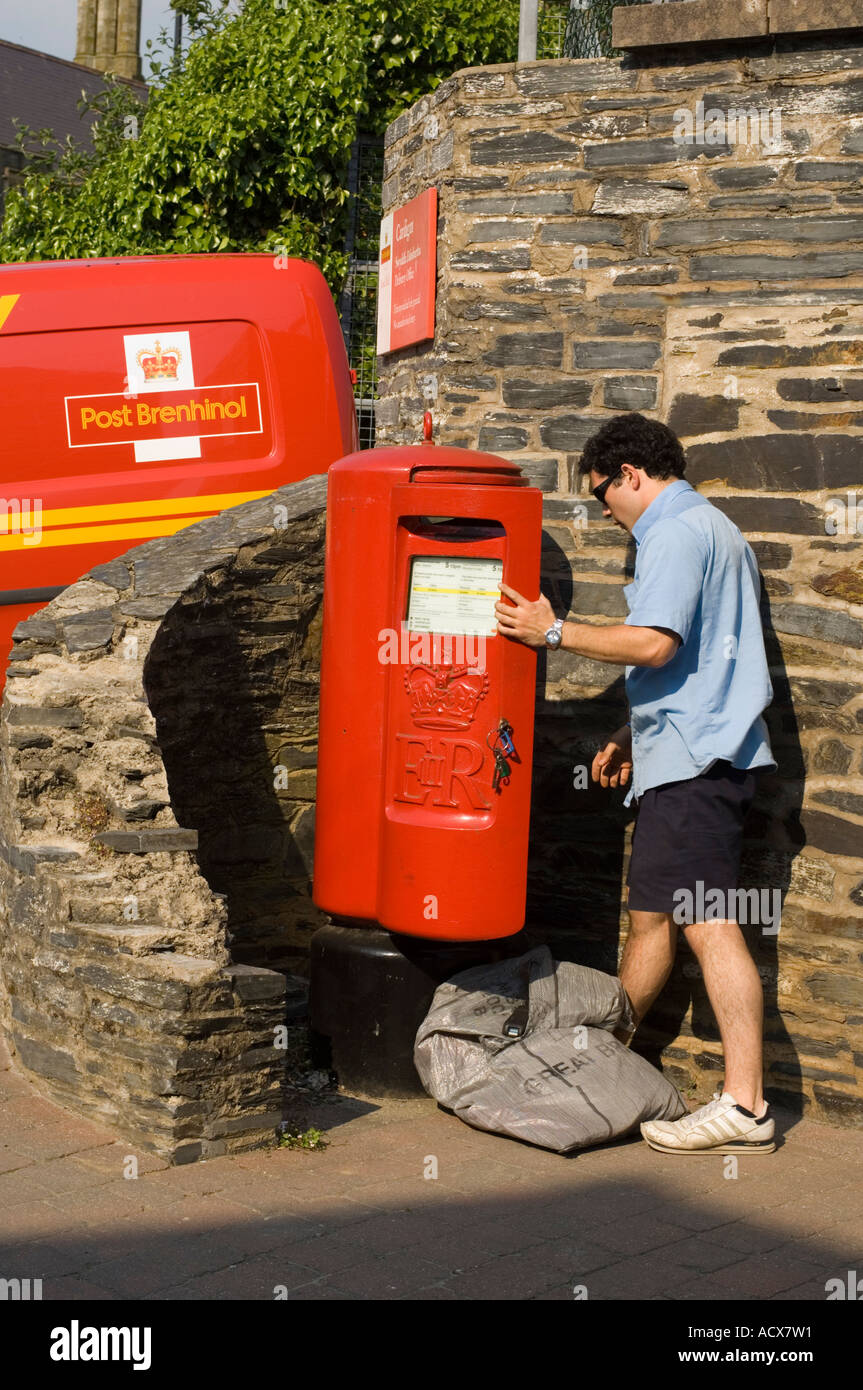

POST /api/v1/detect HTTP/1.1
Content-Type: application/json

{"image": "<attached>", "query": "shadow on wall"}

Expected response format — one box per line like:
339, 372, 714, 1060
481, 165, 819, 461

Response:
142, 521, 328, 979
526, 527, 631, 971
526, 530, 805, 1114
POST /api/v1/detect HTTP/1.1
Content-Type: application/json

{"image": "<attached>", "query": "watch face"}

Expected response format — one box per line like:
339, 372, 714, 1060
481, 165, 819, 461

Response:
546, 627, 562, 648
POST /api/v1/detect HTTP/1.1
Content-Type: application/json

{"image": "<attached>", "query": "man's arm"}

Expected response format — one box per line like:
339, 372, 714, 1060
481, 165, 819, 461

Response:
494, 583, 680, 668
558, 619, 679, 668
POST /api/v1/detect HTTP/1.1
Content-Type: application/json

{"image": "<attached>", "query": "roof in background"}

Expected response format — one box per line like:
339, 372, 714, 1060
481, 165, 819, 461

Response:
0, 39, 147, 156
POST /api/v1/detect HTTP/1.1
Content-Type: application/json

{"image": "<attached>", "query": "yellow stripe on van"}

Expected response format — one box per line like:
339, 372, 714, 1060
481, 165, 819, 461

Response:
0, 294, 19, 330
35, 489, 270, 529
0, 516, 215, 552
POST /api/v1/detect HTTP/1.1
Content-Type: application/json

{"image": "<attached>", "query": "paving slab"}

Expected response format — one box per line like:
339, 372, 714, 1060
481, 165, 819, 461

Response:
0, 1036, 860, 1301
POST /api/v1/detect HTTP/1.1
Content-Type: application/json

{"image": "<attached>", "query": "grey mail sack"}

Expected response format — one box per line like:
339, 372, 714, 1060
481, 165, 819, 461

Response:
414, 945, 686, 1153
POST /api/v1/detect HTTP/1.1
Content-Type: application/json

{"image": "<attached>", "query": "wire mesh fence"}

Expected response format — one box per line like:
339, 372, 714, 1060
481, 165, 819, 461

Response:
338, 133, 384, 449
563, 0, 654, 58
538, 0, 571, 59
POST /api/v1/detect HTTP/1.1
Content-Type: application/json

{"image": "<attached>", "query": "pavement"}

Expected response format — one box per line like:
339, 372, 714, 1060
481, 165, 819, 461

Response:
1, 1036, 860, 1302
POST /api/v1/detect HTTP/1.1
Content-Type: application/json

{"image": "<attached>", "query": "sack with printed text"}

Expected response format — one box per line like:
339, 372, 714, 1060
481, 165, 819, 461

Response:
414, 945, 686, 1153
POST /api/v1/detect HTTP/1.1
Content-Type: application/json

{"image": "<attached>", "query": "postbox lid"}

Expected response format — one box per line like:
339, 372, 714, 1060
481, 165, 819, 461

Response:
328, 444, 529, 486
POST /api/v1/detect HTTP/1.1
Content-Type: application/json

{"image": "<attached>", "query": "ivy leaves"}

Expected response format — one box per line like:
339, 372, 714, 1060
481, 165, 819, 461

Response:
0, 0, 519, 292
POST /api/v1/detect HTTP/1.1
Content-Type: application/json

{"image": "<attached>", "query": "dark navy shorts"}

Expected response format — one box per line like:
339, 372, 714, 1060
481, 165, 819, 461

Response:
627, 760, 757, 919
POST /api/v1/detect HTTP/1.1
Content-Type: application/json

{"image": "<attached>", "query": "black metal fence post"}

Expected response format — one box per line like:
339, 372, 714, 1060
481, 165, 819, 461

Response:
339, 133, 384, 449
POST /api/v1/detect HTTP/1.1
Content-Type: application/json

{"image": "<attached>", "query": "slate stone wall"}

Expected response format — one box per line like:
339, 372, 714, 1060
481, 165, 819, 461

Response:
376, 35, 863, 1125
0, 477, 327, 1162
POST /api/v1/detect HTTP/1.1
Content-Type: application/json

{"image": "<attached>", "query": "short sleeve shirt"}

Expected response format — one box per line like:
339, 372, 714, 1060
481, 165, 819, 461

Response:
623, 479, 776, 806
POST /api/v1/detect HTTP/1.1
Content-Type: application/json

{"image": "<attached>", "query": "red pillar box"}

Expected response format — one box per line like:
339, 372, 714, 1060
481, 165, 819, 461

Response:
313, 439, 542, 941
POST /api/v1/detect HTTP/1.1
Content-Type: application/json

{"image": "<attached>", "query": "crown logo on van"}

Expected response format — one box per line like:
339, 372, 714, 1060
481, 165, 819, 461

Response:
405, 663, 489, 729
135, 341, 181, 380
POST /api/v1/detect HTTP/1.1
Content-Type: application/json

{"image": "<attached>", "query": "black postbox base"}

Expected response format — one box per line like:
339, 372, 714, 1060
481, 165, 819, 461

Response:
309, 921, 529, 1099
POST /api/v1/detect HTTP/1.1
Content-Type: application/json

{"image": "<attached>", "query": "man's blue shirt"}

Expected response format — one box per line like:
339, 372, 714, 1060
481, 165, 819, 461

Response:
622, 478, 776, 806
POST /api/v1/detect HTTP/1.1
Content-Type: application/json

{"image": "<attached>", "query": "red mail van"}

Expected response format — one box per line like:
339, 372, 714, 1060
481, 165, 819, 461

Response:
0, 252, 357, 687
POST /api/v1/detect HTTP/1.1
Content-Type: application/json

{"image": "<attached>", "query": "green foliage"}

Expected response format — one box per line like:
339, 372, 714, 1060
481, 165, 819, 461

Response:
169, 0, 212, 22
277, 1125, 329, 1151
352, 0, 520, 134
0, 0, 520, 293
1, 0, 362, 288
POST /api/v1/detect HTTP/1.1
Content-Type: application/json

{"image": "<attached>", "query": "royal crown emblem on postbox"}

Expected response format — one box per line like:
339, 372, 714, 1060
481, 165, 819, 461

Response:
135, 340, 182, 381
404, 663, 489, 730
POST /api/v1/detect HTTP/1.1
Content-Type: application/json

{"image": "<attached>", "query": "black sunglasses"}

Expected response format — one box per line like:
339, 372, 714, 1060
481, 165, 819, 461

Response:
591, 465, 625, 506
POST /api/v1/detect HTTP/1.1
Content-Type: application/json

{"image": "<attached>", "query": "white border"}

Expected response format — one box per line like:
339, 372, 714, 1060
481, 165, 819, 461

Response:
63, 381, 264, 450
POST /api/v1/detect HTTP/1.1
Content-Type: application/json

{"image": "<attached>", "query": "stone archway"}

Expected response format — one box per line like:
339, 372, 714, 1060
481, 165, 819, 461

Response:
0, 475, 327, 1163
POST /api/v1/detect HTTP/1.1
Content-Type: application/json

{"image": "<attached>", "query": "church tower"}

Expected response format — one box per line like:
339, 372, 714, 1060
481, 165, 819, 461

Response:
75, 0, 142, 81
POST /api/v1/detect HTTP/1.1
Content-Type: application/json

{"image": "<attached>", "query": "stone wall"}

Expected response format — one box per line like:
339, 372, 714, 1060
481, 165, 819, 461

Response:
0, 477, 327, 1162
376, 27, 863, 1124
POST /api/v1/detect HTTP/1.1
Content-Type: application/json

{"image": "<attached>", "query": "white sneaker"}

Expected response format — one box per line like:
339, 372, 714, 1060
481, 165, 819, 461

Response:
640, 1091, 775, 1155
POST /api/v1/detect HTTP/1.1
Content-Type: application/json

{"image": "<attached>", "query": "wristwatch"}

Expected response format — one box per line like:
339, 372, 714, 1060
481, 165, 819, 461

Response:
545, 618, 564, 649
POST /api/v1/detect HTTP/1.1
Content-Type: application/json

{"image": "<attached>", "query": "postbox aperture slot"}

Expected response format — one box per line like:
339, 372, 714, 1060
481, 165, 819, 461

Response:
403, 516, 505, 544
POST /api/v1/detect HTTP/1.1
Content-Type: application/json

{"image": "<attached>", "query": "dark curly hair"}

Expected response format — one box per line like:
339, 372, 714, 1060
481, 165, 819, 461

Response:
578, 413, 687, 481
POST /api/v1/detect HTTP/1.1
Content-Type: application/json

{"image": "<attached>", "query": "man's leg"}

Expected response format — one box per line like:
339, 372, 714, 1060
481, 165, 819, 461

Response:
682, 918, 765, 1115
617, 910, 678, 1034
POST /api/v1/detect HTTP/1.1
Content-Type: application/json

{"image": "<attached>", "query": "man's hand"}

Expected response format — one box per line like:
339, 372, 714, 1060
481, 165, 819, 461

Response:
592, 725, 633, 789
494, 582, 556, 647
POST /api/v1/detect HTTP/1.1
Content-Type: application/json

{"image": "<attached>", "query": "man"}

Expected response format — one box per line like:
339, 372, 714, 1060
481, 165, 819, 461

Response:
494, 412, 777, 1156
